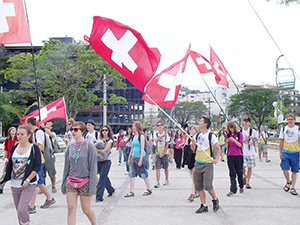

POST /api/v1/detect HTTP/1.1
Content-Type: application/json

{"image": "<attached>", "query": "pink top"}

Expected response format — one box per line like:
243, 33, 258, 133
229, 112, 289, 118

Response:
116, 135, 125, 149
225, 132, 243, 156
175, 137, 184, 149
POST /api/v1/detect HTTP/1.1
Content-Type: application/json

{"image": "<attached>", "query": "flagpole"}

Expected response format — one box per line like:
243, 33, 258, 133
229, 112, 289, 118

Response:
145, 93, 214, 161
23, 0, 41, 122
189, 55, 229, 123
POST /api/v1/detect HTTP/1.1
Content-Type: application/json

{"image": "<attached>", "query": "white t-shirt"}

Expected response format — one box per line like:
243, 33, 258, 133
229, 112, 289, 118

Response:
11, 145, 32, 188
86, 131, 99, 144
34, 129, 44, 146
194, 132, 218, 163
155, 131, 170, 147
242, 128, 258, 156
279, 125, 300, 152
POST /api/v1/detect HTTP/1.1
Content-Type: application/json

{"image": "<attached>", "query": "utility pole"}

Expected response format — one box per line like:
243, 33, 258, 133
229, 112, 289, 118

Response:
205, 97, 214, 119
103, 73, 107, 125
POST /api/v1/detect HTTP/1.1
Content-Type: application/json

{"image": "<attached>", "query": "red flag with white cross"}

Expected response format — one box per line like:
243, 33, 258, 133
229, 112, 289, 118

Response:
190, 50, 213, 74
142, 46, 190, 108
84, 16, 161, 92
21, 97, 67, 125
0, 0, 31, 44
210, 47, 229, 88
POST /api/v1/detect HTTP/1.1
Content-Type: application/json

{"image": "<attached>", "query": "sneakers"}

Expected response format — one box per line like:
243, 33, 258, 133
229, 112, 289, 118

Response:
28, 206, 36, 214
108, 190, 115, 197
0, 189, 3, 194
212, 198, 219, 212
240, 188, 244, 193
52, 187, 57, 193
266, 160, 271, 163
40, 198, 56, 209
227, 191, 235, 197
163, 180, 169, 186
154, 183, 160, 188
195, 204, 208, 214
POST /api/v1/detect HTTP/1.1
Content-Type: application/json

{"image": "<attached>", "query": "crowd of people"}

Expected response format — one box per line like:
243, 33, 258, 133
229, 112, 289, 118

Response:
0, 113, 299, 224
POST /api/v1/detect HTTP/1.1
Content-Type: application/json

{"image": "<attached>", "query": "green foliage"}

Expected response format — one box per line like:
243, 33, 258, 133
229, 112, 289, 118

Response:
228, 87, 293, 129
100, 93, 127, 106
1, 39, 127, 118
266, 0, 299, 5
0, 92, 13, 132
158, 101, 207, 127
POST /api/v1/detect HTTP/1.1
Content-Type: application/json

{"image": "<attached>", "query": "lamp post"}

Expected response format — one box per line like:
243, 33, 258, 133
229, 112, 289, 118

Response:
205, 97, 214, 119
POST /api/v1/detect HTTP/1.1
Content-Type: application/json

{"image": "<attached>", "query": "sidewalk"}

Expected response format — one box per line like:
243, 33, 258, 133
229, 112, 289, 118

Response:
0, 145, 299, 225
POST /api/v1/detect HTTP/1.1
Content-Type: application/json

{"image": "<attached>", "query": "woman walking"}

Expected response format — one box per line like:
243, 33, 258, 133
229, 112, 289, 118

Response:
225, 122, 244, 197
124, 121, 152, 197
174, 129, 184, 169
0, 126, 17, 194
0, 125, 41, 225
116, 129, 126, 166
95, 125, 115, 202
123, 127, 133, 174
218, 129, 226, 162
61, 121, 97, 225
183, 125, 200, 201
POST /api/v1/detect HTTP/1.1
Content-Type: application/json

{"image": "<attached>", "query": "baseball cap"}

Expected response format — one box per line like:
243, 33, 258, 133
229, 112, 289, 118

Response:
244, 118, 251, 122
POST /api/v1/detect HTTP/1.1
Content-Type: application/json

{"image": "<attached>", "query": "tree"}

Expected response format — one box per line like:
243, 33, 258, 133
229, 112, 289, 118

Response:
0, 92, 14, 133
228, 87, 293, 129
158, 101, 207, 127
2, 39, 127, 118
266, 0, 300, 5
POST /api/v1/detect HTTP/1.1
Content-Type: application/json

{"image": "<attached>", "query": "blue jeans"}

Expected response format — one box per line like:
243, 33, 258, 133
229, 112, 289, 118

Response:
96, 160, 115, 201
118, 147, 125, 164
123, 147, 131, 172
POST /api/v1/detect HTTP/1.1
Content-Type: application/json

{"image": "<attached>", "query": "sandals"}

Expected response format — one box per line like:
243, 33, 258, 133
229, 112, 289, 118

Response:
187, 194, 195, 201
124, 191, 135, 197
283, 181, 292, 192
143, 189, 152, 196
291, 188, 298, 195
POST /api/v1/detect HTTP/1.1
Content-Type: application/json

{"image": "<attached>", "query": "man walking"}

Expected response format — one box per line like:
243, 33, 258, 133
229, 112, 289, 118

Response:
26, 117, 56, 214
257, 126, 270, 163
280, 114, 300, 195
85, 119, 99, 144
154, 123, 170, 188
241, 118, 258, 189
191, 117, 221, 214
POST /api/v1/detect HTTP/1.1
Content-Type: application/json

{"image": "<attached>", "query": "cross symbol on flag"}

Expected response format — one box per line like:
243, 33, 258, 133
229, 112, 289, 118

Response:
35, 106, 57, 121
0, 0, 15, 33
101, 28, 138, 73
157, 62, 185, 102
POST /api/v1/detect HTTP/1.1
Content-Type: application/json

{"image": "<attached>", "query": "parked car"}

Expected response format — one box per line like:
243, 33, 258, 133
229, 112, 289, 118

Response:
56, 136, 67, 152
0, 137, 5, 157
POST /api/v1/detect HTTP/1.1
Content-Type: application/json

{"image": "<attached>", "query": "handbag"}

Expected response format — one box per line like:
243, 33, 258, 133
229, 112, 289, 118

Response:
95, 139, 111, 162
67, 176, 89, 188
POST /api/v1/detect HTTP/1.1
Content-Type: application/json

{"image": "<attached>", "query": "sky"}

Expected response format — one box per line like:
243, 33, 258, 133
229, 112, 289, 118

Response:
16, 0, 300, 91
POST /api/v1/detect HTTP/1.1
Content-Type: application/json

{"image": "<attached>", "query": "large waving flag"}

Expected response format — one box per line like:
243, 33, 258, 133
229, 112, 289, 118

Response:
84, 16, 161, 92
142, 46, 190, 108
190, 50, 212, 74
210, 47, 229, 88
21, 97, 67, 125
0, 0, 31, 44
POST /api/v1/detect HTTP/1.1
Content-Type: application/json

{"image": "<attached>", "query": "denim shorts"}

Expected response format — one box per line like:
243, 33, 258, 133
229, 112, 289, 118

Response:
280, 151, 299, 173
129, 157, 148, 179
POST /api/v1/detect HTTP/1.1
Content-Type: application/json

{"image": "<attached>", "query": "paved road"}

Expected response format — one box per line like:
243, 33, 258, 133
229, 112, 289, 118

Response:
0, 143, 299, 225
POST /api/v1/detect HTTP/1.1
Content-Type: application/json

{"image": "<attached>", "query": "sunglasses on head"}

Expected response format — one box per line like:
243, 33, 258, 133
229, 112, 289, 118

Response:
71, 128, 80, 132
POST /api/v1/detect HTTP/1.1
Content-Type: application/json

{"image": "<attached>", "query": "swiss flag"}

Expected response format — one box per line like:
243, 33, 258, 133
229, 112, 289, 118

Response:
21, 97, 67, 125
142, 46, 190, 108
210, 47, 229, 88
84, 16, 161, 92
190, 51, 212, 74
0, 0, 31, 45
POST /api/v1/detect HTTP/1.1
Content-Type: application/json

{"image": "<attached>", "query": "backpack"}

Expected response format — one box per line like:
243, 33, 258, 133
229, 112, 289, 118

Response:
50, 136, 59, 153
139, 134, 151, 155
33, 128, 52, 160
195, 132, 215, 158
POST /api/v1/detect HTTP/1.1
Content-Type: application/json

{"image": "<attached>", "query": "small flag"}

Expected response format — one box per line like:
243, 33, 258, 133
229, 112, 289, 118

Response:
210, 47, 229, 88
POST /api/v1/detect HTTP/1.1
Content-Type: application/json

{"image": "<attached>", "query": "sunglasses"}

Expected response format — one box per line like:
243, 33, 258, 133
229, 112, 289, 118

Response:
68, 123, 72, 126
71, 128, 80, 132
102, 129, 108, 132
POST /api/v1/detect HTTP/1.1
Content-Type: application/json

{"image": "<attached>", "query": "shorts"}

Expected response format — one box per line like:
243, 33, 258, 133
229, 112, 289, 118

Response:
243, 155, 256, 168
155, 154, 169, 169
220, 145, 226, 153
280, 151, 299, 173
43, 155, 56, 178
257, 144, 268, 154
193, 163, 214, 191
65, 182, 90, 196
37, 163, 45, 186
129, 157, 148, 179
